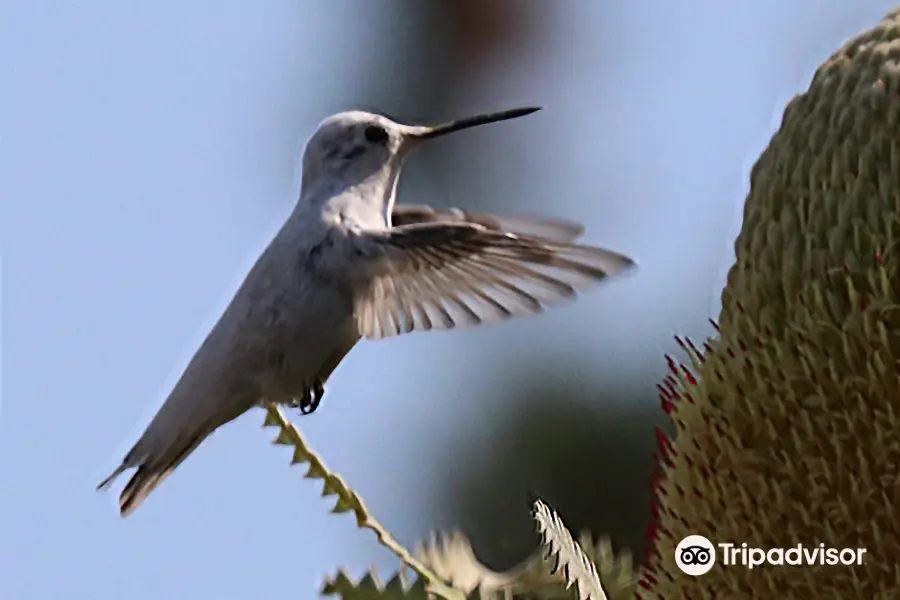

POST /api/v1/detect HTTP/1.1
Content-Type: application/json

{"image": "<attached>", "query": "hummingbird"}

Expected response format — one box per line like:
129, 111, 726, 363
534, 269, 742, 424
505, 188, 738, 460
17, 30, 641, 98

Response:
98, 106, 635, 516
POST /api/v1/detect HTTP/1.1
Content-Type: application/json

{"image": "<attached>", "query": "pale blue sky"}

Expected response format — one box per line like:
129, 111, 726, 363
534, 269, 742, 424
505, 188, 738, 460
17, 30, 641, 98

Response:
2, 2, 894, 598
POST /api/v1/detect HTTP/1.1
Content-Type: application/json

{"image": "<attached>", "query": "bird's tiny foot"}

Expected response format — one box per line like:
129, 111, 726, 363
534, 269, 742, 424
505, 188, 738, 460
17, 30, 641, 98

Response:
297, 381, 325, 415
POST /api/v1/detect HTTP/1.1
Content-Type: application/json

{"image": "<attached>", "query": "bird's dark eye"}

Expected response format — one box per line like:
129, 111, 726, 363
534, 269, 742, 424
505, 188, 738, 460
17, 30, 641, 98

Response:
364, 125, 389, 145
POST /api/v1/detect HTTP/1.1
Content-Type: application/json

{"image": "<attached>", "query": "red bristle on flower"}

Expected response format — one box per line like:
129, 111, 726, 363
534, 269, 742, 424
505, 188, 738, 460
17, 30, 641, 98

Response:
655, 425, 671, 447
727, 347, 736, 358
658, 381, 677, 400
656, 444, 669, 462
663, 384, 677, 402
687, 338, 704, 361
658, 392, 671, 408
681, 366, 697, 385
675, 336, 686, 350
876, 252, 883, 265
665, 354, 678, 375
737, 301, 745, 313
738, 340, 748, 352
709, 318, 720, 331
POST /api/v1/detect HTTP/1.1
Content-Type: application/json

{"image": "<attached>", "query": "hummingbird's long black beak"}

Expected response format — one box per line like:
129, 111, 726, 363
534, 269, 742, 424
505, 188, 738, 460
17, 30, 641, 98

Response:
412, 106, 541, 140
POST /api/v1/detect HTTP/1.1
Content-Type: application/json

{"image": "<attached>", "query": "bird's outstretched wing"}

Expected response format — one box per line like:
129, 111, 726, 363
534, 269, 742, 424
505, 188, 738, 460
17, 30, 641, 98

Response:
391, 204, 585, 243
349, 219, 634, 340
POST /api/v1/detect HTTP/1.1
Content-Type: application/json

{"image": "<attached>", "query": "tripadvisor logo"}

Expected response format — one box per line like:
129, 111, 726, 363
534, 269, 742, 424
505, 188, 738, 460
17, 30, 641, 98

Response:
675, 536, 867, 576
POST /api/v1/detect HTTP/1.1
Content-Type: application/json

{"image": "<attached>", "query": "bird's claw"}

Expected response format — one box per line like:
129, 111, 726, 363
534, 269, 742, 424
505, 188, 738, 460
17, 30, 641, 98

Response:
297, 381, 325, 415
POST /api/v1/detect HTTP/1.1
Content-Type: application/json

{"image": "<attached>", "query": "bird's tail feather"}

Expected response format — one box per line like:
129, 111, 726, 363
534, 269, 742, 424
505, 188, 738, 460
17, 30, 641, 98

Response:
97, 464, 127, 491
98, 394, 252, 517
117, 433, 207, 517
97, 428, 208, 517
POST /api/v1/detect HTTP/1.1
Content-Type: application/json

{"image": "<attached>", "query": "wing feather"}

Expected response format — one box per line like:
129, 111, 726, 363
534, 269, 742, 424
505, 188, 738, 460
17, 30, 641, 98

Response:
348, 218, 634, 340
391, 204, 585, 243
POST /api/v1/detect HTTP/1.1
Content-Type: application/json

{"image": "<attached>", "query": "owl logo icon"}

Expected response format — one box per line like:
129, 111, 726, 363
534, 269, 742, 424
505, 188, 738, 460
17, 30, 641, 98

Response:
675, 535, 716, 576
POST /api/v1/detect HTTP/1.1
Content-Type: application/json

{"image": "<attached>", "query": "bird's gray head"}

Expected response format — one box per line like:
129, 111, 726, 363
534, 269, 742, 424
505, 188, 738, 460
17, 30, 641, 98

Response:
299, 107, 541, 199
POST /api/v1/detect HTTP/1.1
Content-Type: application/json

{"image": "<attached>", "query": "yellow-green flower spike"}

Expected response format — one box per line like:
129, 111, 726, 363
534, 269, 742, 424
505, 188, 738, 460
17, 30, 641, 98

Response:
641, 8, 900, 598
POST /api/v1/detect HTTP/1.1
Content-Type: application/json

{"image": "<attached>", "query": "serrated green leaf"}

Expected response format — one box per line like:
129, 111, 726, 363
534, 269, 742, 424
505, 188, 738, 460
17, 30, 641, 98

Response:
321, 479, 341, 497
331, 498, 355, 514
322, 568, 432, 600
384, 572, 410, 592
261, 405, 465, 600
273, 430, 293, 445
532, 498, 606, 600
414, 521, 639, 599
290, 447, 309, 465
358, 571, 382, 589
262, 411, 281, 427
303, 460, 326, 476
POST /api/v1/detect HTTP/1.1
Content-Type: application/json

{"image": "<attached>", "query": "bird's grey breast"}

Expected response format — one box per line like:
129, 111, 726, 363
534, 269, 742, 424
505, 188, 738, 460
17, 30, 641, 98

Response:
225, 220, 360, 403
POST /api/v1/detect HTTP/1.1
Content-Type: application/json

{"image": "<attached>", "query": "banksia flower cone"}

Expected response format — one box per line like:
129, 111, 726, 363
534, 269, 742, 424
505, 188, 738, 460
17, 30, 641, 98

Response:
641, 8, 900, 598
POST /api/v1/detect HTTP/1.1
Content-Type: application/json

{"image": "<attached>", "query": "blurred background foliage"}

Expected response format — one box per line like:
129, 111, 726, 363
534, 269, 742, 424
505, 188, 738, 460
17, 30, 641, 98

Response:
435, 361, 666, 571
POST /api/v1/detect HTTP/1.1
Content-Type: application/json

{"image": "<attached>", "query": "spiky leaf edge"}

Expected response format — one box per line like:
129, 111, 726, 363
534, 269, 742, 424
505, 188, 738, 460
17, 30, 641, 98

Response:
532, 497, 608, 600
261, 404, 466, 600
322, 567, 431, 599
